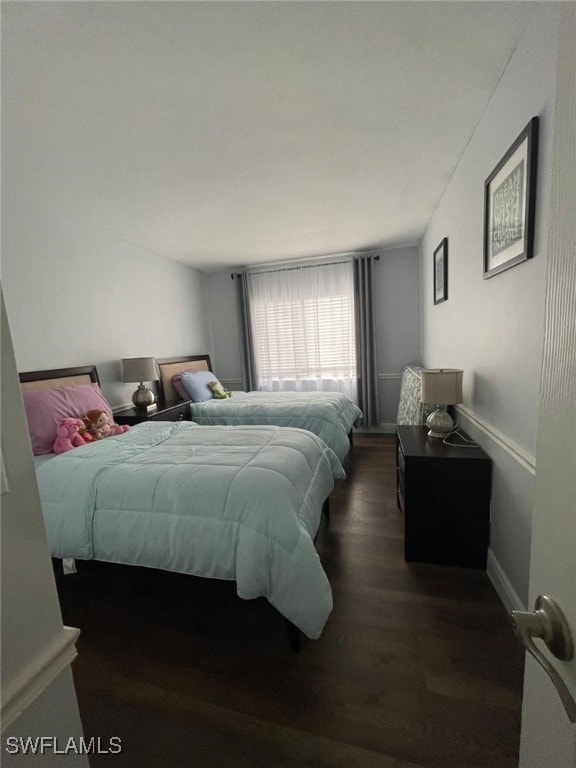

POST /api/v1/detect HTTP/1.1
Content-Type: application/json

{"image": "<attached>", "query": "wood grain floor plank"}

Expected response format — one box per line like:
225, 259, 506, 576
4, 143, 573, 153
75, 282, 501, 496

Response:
57, 434, 524, 768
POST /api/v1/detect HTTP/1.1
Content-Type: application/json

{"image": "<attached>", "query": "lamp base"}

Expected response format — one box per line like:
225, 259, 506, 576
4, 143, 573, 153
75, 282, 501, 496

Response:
132, 383, 156, 409
426, 407, 454, 439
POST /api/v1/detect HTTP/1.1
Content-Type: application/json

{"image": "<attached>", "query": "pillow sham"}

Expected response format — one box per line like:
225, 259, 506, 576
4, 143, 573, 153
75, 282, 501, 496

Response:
180, 370, 221, 402
23, 383, 113, 455
172, 373, 192, 401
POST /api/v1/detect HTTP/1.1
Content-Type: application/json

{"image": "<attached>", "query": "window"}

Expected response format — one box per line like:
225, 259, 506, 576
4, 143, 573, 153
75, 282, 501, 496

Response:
247, 261, 357, 401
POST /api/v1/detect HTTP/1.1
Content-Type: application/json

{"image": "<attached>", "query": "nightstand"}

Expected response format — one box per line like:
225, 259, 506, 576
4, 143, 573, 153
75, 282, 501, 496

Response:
114, 400, 191, 426
396, 425, 492, 569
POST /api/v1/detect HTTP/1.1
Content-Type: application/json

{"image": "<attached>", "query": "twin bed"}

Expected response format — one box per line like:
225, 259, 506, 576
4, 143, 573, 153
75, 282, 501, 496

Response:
21, 363, 357, 641
156, 355, 362, 463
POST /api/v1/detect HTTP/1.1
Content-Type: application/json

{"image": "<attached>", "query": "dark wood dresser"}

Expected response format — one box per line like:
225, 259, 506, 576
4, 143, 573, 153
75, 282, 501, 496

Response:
115, 399, 191, 426
396, 425, 492, 569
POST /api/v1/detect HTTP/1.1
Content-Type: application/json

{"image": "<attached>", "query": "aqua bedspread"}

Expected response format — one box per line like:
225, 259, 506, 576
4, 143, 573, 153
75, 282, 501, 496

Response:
36, 422, 345, 638
189, 391, 362, 462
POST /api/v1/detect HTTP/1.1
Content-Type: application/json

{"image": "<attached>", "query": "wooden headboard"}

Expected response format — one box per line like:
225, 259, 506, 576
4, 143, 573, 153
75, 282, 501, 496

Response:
156, 355, 212, 402
19, 365, 100, 391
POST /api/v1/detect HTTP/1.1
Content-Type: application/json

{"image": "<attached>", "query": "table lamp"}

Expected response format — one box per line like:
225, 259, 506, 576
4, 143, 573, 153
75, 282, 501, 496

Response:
121, 357, 159, 409
420, 369, 463, 438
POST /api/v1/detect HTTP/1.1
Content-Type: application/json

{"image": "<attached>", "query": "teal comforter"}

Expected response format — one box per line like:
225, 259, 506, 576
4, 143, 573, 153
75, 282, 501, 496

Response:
36, 422, 344, 638
189, 391, 362, 462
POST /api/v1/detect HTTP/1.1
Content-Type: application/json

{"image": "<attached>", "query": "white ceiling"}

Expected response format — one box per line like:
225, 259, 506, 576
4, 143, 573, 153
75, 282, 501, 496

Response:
2, 1, 538, 272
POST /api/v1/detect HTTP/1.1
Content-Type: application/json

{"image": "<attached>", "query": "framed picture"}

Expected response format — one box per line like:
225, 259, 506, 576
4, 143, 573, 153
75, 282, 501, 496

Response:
433, 237, 448, 304
484, 117, 539, 279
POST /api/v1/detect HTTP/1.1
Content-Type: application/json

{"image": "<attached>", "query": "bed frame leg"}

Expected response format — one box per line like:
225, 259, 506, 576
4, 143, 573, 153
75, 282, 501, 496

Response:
284, 619, 302, 653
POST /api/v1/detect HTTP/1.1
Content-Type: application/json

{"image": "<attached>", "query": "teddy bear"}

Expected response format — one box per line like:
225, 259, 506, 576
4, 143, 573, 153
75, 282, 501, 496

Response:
53, 417, 93, 454
209, 380, 232, 399
84, 409, 130, 440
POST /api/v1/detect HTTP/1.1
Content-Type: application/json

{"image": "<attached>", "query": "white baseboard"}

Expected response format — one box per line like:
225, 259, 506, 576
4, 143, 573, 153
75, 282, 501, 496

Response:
486, 548, 525, 612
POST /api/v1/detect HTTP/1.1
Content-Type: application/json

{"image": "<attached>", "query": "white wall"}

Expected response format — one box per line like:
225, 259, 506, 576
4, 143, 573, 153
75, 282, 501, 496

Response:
420, 6, 560, 607
203, 246, 421, 430
203, 272, 244, 391
1, 33, 210, 407
1, 231, 208, 408
1, 290, 88, 765
374, 247, 421, 429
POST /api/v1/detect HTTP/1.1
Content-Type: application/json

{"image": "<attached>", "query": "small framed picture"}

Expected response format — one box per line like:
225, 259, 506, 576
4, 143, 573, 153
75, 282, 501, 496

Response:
484, 117, 539, 279
433, 238, 448, 304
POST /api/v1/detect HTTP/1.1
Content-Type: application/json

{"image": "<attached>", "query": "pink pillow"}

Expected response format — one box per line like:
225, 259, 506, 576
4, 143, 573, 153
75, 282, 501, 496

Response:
172, 373, 191, 401
23, 383, 113, 455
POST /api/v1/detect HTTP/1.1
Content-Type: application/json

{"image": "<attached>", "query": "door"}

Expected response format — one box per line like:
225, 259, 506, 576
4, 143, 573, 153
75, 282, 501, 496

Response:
518, 7, 576, 766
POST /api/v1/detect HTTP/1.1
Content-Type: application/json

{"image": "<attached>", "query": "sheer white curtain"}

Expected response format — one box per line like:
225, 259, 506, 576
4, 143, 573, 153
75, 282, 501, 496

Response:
247, 260, 357, 401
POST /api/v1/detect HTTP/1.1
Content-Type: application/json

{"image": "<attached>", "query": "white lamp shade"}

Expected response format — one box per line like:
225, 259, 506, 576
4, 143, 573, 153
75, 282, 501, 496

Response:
121, 357, 158, 384
420, 369, 463, 405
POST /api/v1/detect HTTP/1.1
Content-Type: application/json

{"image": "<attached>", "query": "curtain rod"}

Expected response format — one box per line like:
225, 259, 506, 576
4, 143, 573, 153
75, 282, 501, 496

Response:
231, 253, 379, 279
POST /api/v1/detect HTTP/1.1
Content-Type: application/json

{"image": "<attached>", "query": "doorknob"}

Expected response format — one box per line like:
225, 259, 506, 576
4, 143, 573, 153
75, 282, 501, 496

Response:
510, 595, 576, 723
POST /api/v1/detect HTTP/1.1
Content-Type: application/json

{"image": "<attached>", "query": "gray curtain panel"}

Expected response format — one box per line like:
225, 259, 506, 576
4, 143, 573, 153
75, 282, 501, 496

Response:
234, 271, 256, 392
354, 255, 380, 427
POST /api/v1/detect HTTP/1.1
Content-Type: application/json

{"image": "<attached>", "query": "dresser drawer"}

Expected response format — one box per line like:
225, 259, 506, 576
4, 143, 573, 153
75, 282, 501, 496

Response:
149, 403, 188, 422
115, 400, 191, 426
397, 444, 405, 473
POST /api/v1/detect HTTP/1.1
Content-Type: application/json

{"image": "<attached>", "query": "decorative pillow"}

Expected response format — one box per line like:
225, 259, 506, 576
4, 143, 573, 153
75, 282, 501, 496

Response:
172, 373, 192, 401
180, 370, 222, 402
23, 383, 114, 455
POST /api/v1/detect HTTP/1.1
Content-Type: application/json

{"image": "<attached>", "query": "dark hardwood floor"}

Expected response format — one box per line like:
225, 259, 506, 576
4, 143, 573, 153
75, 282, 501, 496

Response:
56, 434, 525, 768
